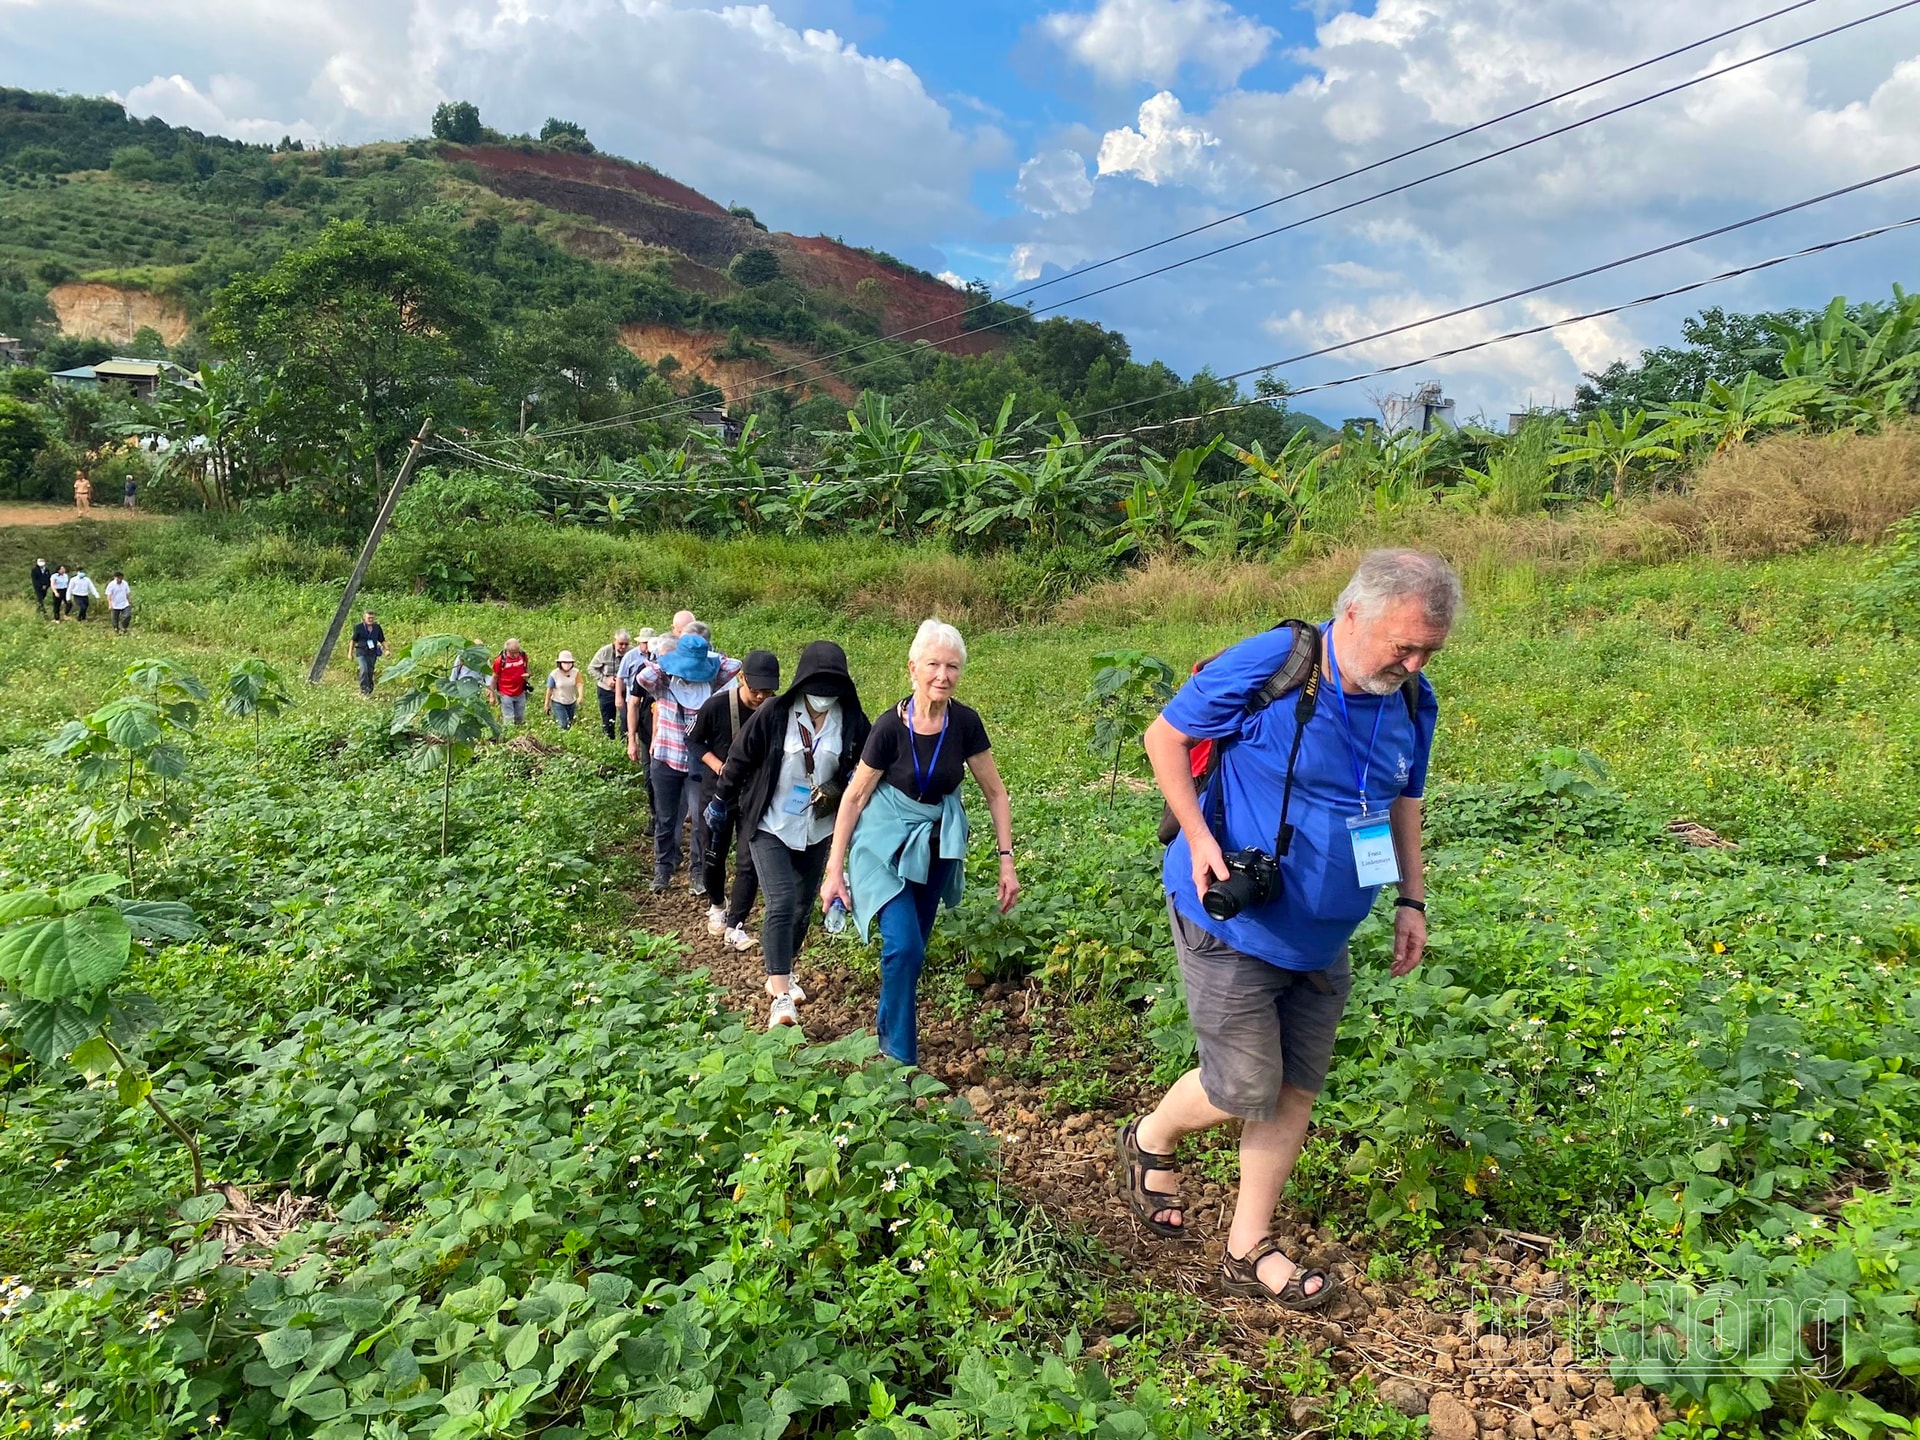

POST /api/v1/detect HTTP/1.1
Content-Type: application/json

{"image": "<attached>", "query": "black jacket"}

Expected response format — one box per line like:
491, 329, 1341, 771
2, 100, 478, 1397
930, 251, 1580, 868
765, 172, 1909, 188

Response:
715, 641, 869, 836
687, 686, 752, 788
31, 563, 50, 595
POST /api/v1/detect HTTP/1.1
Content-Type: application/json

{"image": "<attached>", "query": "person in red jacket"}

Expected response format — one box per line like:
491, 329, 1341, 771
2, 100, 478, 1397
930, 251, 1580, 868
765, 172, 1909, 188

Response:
489, 638, 532, 725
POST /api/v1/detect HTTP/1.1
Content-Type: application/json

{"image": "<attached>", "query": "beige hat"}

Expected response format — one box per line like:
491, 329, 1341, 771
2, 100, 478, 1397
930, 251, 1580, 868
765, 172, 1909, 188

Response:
634, 627, 659, 641
557, 650, 575, 664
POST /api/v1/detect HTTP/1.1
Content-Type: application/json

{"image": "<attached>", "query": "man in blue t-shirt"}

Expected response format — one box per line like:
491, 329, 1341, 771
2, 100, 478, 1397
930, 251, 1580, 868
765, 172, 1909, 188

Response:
1117, 549, 1460, 1313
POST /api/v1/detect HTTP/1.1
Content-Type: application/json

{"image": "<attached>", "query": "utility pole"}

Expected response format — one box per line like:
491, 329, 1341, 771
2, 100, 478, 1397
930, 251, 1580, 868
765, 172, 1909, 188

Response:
308, 418, 434, 687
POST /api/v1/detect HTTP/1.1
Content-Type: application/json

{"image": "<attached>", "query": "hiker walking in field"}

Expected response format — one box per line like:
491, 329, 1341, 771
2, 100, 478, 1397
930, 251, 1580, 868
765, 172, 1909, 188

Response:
105, 572, 132, 633
72, 470, 92, 514
123, 475, 138, 510
819, 621, 1018, 1062
49, 565, 70, 621
710, 641, 868, 1030
632, 624, 740, 891
350, 610, 386, 695
1116, 549, 1457, 1313
590, 629, 634, 740
31, 558, 50, 617
489, 638, 532, 726
67, 568, 96, 621
545, 651, 584, 731
690, 649, 779, 951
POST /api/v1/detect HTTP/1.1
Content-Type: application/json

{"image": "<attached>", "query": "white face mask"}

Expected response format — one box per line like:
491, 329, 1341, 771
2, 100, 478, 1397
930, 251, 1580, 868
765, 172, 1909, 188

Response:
803, 691, 836, 706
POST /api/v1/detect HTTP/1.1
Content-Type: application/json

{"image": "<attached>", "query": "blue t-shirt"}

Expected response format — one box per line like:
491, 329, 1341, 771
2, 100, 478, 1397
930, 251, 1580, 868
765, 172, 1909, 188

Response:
1161, 626, 1438, 971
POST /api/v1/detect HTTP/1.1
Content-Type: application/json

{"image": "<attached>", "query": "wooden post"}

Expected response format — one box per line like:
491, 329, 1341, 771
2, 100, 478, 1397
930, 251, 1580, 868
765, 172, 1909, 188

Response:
309, 418, 434, 686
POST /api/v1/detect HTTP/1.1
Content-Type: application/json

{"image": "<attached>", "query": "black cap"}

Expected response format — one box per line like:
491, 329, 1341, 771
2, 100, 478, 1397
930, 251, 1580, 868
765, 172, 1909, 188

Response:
742, 649, 780, 690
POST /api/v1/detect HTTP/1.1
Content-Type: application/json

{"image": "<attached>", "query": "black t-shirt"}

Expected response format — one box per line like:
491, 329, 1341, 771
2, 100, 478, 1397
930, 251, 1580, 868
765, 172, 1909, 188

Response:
862, 698, 990, 802
351, 622, 385, 656
687, 687, 748, 778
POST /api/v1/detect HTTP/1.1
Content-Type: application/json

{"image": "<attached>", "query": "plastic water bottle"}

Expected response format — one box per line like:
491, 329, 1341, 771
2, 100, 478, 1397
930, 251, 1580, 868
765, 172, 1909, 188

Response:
824, 897, 848, 934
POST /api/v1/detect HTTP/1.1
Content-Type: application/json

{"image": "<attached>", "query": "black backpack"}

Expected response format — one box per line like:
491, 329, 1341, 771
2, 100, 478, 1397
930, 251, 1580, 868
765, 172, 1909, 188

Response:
1156, 620, 1417, 846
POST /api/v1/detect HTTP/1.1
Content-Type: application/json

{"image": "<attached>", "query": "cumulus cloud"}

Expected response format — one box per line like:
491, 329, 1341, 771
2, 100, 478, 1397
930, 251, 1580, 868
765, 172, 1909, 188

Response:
19, 0, 1002, 243
1015, 148, 1095, 216
1042, 0, 1275, 87
1096, 91, 1228, 187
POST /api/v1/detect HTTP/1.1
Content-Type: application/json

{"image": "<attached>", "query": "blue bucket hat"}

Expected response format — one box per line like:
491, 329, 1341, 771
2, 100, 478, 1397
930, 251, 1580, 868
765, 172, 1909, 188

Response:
659, 632, 721, 683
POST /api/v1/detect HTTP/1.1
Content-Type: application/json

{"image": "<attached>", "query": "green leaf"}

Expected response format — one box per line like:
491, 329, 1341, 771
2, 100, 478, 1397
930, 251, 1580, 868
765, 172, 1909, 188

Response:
442, 1275, 508, 1323
0, 906, 132, 1000
101, 699, 163, 751
117, 1066, 153, 1109
68, 1035, 116, 1078
56, 874, 128, 908
288, 1386, 347, 1421
0, 888, 61, 925
259, 1327, 314, 1369
10, 996, 103, 1063
114, 899, 202, 944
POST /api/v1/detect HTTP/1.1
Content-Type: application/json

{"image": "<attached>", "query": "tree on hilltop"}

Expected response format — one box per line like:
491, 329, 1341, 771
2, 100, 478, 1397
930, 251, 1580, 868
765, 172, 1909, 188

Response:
539, 117, 594, 154
431, 100, 483, 145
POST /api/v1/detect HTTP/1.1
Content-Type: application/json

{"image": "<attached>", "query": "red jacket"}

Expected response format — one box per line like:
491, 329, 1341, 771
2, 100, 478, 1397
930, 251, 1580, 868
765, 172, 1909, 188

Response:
492, 652, 530, 698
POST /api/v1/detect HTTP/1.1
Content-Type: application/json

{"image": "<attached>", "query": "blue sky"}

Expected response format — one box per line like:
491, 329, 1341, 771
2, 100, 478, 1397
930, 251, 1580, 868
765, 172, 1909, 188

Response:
6, 0, 1920, 421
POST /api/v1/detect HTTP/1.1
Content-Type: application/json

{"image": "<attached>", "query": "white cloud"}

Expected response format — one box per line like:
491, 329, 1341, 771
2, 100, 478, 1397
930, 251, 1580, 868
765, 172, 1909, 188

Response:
1042, 0, 1275, 87
1096, 91, 1225, 187
936, 269, 967, 289
1323, 260, 1402, 288
28, 0, 1002, 243
1015, 148, 1095, 216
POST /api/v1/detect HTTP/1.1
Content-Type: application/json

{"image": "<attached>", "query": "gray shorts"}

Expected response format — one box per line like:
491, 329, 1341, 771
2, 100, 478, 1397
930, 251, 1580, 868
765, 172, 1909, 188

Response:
1168, 899, 1352, 1121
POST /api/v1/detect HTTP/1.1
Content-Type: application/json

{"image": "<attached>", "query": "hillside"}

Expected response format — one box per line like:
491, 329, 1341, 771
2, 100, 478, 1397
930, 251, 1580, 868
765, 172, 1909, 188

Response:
0, 88, 999, 407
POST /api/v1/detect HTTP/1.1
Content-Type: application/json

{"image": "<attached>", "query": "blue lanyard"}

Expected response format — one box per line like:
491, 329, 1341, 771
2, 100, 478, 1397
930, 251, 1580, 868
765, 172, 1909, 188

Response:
906, 698, 950, 800
1322, 626, 1385, 810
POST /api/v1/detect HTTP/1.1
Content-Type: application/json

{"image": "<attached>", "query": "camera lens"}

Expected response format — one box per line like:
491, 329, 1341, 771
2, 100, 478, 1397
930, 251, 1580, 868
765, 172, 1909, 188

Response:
1202, 871, 1252, 921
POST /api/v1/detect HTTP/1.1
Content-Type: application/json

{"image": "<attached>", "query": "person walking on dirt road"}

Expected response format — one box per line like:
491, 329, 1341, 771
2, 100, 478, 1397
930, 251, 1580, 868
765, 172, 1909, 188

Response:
690, 648, 779, 951
709, 641, 868, 1030
1118, 549, 1458, 1313
72, 470, 92, 514
489, 638, 532, 726
819, 620, 1018, 1065
631, 624, 740, 890
351, 611, 386, 696
590, 630, 634, 740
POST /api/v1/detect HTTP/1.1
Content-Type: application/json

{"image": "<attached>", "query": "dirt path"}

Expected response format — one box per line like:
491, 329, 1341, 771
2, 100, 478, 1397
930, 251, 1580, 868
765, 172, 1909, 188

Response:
0, 503, 162, 528
627, 869, 1673, 1440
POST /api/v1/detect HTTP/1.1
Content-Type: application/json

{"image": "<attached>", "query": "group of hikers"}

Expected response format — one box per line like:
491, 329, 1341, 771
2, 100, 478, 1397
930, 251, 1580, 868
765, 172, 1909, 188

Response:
29, 557, 133, 631
344, 548, 1459, 1315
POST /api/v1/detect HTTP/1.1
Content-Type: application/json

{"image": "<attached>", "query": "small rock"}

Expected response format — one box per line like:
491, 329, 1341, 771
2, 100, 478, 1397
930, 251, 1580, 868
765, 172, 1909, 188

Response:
1530, 1405, 1563, 1430
1436, 1352, 1457, 1376
1380, 1380, 1428, 1418
1015, 1108, 1037, 1125
1593, 1380, 1616, 1401
1102, 1298, 1140, 1329
1624, 1400, 1659, 1439
1549, 1381, 1571, 1411
985, 982, 1007, 1000
964, 1085, 994, 1116
964, 970, 987, 989
1428, 1390, 1480, 1440
1477, 1334, 1509, 1359
1567, 1373, 1592, 1399
1510, 1416, 1536, 1440
1062, 1113, 1093, 1135
1570, 1422, 1596, 1440
1289, 1397, 1328, 1427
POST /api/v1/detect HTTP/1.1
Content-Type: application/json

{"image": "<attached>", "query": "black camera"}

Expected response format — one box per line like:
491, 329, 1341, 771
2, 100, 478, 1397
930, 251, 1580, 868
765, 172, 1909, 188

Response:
1202, 848, 1283, 921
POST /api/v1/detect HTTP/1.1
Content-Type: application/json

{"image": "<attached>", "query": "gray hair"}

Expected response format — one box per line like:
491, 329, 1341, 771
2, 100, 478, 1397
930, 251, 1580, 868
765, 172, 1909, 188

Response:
614, 628, 631, 642
1335, 549, 1463, 627
909, 618, 967, 666
683, 619, 711, 640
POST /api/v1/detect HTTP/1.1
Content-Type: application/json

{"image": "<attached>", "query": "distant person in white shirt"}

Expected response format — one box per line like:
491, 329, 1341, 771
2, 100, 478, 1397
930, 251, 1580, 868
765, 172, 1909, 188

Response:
50, 565, 70, 621
106, 572, 132, 633
67, 569, 96, 621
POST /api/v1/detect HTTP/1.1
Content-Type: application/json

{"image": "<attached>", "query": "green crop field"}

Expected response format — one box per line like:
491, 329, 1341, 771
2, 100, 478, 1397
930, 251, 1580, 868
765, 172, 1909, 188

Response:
0, 515, 1915, 1440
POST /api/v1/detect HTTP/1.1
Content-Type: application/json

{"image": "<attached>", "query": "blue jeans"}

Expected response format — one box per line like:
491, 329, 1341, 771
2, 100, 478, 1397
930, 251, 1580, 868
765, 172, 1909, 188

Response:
875, 857, 955, 1065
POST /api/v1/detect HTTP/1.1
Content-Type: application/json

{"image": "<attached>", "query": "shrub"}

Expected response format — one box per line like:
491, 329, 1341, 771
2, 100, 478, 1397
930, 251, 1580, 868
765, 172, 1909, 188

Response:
730, 246, 781, 286
0, 394, 49, 498
391, 467, 542, 531
429, 100, 483, 145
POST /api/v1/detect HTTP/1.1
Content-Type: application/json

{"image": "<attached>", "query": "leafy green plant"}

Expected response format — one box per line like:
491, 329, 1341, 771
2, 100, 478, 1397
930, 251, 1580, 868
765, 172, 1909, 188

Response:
0, 875, 204, 1192
1553, 408, 1681, 502
383, 634, 503, 856
221, 656, 292, 765
1087, 649, 1174, 807
44, 660, 208, 885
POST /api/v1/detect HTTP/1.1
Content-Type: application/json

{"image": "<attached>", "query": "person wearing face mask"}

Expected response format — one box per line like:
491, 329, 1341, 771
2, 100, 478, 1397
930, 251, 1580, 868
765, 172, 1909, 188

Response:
631, 622, 741, 892
820, 620, 1017, 1065
31, 558, 51, 617
688, 649, 779, 951
709, 642, 870, 1030
545, 651, 584, 730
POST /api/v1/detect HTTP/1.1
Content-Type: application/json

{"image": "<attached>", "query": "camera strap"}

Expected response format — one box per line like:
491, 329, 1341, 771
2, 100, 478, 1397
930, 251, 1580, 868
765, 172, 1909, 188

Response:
1271, 644, 1321, 858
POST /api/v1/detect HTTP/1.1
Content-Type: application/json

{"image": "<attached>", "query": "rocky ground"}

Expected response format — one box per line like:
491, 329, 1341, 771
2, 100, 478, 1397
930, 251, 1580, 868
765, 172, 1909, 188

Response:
630, 872, 1678, 1440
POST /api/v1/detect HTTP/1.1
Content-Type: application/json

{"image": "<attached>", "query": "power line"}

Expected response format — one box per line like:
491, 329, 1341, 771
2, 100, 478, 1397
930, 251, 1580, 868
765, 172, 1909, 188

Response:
433, 208, 1920, 504
498, 0, 1917, 446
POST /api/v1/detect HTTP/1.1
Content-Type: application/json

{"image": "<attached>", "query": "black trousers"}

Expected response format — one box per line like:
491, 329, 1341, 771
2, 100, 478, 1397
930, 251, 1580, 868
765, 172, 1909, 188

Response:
597, 685, 624, 740
33, 585, 47, 615
747, 832, 831, 978
111, 606, 131, 633
73, 595, 90, 621
697, 774, 759, 925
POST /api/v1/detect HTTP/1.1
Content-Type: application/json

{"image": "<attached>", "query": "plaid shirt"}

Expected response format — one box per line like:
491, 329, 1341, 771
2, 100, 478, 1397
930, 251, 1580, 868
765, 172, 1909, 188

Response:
636, 655, 741, 771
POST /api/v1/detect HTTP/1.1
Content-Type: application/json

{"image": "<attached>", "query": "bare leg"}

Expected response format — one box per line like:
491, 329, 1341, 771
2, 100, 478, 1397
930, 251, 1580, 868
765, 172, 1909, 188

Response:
1227, 1083, 1325, 1297
1133, 1068, 1233, 1229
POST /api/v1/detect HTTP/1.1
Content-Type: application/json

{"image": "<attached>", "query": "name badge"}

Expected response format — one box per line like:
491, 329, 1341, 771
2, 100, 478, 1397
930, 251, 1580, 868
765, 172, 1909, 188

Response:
1346, 811, 1400, 888
781, 782, 814, 816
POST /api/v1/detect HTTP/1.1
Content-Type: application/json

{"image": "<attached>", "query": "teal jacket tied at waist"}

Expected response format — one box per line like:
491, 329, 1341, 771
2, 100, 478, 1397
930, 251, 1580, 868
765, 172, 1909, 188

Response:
848, 782, 969, 942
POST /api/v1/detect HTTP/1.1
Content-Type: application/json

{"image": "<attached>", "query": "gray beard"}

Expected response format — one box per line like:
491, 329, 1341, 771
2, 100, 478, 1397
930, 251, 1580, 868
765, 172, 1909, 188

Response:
1356, 668, 1407, 696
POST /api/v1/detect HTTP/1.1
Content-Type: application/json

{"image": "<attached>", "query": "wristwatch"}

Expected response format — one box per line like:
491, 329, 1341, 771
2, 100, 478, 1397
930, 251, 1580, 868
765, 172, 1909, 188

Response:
1394, 896, 1426, 913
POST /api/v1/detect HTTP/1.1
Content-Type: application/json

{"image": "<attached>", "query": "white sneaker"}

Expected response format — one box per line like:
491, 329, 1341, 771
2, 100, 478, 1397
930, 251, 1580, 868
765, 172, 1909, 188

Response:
767, 992, 799, 1028
724, 926, 756, 952
789, 978, 807, 1002
706, 905, 726, 936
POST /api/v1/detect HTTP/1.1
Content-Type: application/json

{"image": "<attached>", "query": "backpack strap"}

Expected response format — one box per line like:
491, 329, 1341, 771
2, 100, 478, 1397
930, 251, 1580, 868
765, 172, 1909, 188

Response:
728, 687, 741, 735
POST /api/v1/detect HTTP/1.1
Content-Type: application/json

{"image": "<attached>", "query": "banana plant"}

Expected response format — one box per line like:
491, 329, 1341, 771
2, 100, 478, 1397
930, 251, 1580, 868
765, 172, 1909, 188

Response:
44, 660, 208, 888
1775, 290, 1920, 429
1225, 428, 1336, 552
0, 875, 205, 1192
1551, 409, 1680, 503
817, 393, 924, 536
1656, 372, 1821, 456
955, 409, 1123, 549
1106, 437, 1224, 559
384, 635, 503, 858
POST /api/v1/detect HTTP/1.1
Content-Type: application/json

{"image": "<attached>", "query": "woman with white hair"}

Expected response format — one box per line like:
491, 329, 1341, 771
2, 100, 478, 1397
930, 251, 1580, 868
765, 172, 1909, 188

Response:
821, 619, 1019, 1064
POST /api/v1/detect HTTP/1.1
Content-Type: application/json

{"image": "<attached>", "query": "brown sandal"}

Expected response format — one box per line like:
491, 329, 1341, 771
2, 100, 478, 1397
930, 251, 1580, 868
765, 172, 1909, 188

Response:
1115, 1119, 1193, 1240
1220, 1236, 1338, 1310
